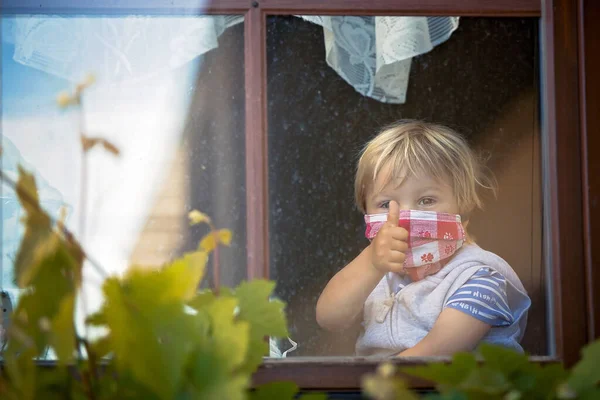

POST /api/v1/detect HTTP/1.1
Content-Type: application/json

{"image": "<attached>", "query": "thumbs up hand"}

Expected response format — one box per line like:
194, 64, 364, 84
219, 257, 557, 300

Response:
370, 201, 409, 274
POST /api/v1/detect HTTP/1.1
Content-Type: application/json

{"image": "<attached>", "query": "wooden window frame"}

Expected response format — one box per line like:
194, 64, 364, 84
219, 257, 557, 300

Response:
3, 0, 596, 392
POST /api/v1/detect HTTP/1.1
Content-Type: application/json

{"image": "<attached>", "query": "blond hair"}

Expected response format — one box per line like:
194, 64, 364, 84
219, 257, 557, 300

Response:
354, 120, 496, 218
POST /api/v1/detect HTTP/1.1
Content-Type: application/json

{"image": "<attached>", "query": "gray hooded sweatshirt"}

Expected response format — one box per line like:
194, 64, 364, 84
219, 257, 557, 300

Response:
355, 244, 531, 356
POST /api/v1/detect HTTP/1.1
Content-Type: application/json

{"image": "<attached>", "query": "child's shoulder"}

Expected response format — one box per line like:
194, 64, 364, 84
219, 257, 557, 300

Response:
450, 243, 527, 294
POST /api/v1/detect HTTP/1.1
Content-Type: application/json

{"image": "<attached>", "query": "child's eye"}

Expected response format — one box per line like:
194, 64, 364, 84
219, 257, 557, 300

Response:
418, 197, 436, 206
378, 201, 390, 209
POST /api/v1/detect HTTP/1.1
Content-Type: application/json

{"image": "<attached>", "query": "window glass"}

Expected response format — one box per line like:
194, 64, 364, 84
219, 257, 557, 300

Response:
267, 16, 545, 356
1, 14, 247, 354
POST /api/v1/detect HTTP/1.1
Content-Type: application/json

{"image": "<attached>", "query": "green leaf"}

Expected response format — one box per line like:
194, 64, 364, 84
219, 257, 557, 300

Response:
16, 233, 58, 288
188, 290, 216, 311
101, 367, 161, 400
49, 294, 75, 365
567, 340, 600, 394
204, 297, 250, 371
239, 337, 269, 375
577, 387, 600, 400
478, 344, 530, 376
217, 229, 232, 246
362, 369, 419, 400
120, 251, 207, 307
404, 352, 477, 386
423, 390, 468, 400
250, 381, 299, 400
188, 210, 211, 225
459, 367, 509, 395
235, 280, 288, 339
297, 394, 329, 400
85, 311, 107, 326
527, 363, 568, 398
3, 347, 37, 400
183, 347, 249, 400
33, 367, 88, 400
90, 335, 113, 359
13, 166, 53, 288
199, 233, 217, 253
5, 234, 80, 360
160, 251, 208, 301
101, 276, 203, 400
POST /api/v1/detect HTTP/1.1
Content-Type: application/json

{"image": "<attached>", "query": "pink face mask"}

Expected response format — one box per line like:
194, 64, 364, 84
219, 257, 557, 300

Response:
364, 209, 466, 281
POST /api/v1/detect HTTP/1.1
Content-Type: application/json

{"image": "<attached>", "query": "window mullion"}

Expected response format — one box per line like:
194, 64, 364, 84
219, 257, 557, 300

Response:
244, 4, 270, 280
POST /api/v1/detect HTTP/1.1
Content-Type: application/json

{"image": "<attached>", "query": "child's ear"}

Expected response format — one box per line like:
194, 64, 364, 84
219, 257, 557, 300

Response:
460, 217, 476, 244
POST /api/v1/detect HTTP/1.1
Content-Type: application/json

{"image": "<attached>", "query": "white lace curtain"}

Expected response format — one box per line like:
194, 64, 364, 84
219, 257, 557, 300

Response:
4, 15, 459, 103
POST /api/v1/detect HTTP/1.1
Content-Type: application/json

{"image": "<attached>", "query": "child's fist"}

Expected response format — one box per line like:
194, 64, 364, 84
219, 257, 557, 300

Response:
370, 200, 408, 274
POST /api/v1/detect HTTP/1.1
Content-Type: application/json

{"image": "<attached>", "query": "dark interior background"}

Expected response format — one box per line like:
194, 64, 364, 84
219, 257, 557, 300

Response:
176, 16, 546, 356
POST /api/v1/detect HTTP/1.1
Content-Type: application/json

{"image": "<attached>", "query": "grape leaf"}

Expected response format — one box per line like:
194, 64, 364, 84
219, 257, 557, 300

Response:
188, 210, 211, 225
49, 294, 75, 365
250, 381, 299, 400
101, 276, 202, 400
240, 337, 269, 375
297, 393, 329, 400
567, 340, 600, 394
85, 311, 107, 327
362, 369, 420, 400
6, 236, 79, 358
404, 353, 477, 386
3, 347, 37, 400
119, 251, 206, 307
160, 251, 208, 302
518, 363, 567, 399
13, 166, 53, 288
199, 229, 233, 252
235, 280, 288, 339
217, 229, 232, 246
458, 367, 510, 395
188, 290, 216, 311
204, 297, 250, 372
183, 347, 249, 400
478, 344, 530, 377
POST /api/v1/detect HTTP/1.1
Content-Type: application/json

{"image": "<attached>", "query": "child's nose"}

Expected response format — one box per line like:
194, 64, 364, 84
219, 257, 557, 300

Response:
398, 203, 413, 211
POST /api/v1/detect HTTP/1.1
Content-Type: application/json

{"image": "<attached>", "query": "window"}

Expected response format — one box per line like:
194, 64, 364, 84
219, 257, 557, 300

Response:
1, 0, 594, 392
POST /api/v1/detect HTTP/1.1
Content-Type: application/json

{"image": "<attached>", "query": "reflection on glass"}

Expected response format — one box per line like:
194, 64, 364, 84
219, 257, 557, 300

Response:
267, 16, 544, 356
1, 14, 246, 353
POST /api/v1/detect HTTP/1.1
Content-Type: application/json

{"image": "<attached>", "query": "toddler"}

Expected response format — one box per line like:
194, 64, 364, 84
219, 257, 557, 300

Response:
316, 121, 531, 357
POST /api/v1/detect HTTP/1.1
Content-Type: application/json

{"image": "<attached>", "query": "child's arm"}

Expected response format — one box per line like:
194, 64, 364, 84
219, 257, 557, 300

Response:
316, 245, 385, 331
396, 308, 491, 357
316, 201, 408, 332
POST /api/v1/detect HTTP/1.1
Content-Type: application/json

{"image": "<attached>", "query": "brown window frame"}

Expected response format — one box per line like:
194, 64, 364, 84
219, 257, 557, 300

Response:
3, 0, 596, 392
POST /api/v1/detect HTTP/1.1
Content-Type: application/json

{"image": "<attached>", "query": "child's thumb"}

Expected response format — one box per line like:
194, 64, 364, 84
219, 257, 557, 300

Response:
386, 201, 399, 226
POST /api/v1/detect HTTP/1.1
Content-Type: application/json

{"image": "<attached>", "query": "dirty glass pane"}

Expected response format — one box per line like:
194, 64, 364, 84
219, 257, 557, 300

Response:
1, 14, 246, 353
267, 16, 545, 356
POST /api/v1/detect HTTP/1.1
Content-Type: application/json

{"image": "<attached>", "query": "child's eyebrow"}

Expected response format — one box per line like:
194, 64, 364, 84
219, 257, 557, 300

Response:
419, 186, 442, 192
369, 192, 390, 202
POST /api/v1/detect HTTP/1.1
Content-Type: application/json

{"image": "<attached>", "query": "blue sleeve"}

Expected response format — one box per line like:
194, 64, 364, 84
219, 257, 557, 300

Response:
444, 268, 514, 327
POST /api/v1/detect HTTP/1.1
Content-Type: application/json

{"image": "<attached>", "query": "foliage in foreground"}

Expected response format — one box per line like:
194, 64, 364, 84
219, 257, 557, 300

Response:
363, 340, 600, 400
0, 166, 321, 400
3, 73, 600, 400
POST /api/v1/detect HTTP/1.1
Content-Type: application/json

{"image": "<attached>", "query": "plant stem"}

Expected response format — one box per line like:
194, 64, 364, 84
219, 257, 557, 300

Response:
80, 337, 100, 382
213, 233, 220, 291
208, 223, 220, 293
78, 94, 88, 243
0, 170, 109, 280
77, 95, 91, 342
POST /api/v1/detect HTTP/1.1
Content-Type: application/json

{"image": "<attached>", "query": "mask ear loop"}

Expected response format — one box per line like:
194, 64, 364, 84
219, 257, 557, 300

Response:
281, 337, 298, 357
269, 337, 298, 358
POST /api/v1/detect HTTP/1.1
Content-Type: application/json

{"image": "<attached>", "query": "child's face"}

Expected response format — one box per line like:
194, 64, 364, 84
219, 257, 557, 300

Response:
365, 163, 460, 215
